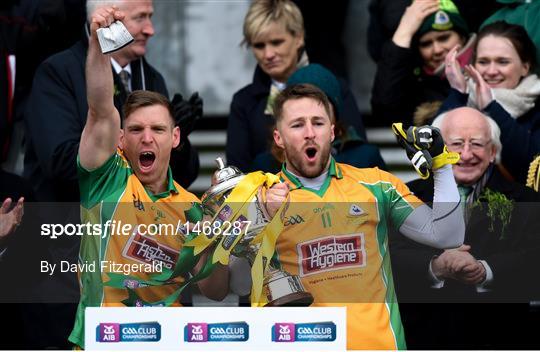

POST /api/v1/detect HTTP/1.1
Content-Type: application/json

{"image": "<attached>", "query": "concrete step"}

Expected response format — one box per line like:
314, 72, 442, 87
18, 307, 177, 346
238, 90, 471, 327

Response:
190, 130, 227, 147
366, 127, 399, 144
199, 152, 226, 169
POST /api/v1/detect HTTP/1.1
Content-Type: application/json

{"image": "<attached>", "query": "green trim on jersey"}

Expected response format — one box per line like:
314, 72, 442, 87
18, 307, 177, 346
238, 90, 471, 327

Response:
280, 158, 343, 197
70, 152, 181, 348
145, 168, 179, 202
359, 181, 413, 350
77, 153, 130, 209
359, 181, 416, 230
70, 153, 132, 348
280, 164, 303, 189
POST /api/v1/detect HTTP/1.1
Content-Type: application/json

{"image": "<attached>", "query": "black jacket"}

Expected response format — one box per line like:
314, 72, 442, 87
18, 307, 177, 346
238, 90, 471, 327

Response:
0, 0, 86, 163
227, 65, 366, 172
24, 36, 199, 201
367, 0, 502, 62
389, 169, 540, 348
391, 168, 540, 301
371, 40, 450, 126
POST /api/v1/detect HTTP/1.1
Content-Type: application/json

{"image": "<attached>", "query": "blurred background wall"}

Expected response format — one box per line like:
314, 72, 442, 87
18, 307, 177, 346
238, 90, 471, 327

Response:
147, 0, 376, 116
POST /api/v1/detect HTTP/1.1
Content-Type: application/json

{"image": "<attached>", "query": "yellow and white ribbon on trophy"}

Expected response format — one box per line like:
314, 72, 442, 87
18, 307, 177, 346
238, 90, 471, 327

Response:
183, 171, 288, 305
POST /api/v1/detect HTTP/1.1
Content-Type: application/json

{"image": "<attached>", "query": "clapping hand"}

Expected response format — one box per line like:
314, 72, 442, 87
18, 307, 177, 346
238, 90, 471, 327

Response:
445, 45, 467, 93
444, 46, 494, 110
464, 65, 494, 110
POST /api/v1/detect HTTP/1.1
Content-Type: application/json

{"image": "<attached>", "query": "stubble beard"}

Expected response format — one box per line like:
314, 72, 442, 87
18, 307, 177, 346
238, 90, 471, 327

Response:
285, 143, 332, 178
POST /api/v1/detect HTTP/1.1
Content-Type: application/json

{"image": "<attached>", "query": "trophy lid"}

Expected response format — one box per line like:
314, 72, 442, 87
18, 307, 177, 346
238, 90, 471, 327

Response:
201, 157, 245, 204
213, 157, 242, 184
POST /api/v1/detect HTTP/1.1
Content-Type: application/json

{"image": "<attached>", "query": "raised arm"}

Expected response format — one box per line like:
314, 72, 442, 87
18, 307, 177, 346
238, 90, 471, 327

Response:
371, 0, 440, 125
391, 0, 439, 49
78, 7, 124, 170
399, 165, 464, 249
392, 124, 464, 248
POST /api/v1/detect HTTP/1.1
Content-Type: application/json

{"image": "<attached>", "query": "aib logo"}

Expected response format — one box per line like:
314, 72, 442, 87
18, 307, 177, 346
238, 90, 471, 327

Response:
185, 323, 208, 342
272, 323, 295, 342
98, 323, 120, 342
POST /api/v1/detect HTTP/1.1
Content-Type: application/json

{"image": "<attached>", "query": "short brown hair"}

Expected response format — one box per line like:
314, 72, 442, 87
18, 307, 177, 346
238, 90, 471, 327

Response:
242, 0, 304, 47
273, 83, 334, 124
122, 90, 174, 125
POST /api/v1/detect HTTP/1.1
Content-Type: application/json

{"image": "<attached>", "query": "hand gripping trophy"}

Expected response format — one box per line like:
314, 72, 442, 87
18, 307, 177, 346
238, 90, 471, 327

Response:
185, 158, 313, 306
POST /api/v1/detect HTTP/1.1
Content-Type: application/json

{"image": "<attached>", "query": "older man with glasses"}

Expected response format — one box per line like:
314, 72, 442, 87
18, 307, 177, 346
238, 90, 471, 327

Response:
390, 106, 540, 349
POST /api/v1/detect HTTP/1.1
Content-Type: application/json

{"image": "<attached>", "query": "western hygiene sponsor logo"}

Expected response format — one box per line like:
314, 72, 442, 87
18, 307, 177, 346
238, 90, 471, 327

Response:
184, 322, 249, 342
272, 322, 336, 342
96, 322, 161, 342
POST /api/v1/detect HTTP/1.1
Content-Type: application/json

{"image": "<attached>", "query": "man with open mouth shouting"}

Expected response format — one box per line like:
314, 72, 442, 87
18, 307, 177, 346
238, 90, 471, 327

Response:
269, 83, 465, 350
67, 6, 229, 349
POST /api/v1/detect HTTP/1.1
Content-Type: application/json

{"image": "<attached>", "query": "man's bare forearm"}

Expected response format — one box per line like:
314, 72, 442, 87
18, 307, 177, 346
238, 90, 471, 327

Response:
86, 10, 119, 122
79, 7, 124, 170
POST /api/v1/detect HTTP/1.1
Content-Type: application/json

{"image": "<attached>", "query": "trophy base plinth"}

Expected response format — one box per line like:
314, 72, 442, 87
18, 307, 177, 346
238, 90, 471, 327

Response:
265, 291, 314, 307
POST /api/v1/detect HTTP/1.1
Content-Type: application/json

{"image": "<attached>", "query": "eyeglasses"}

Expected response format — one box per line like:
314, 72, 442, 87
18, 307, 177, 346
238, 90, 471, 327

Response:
448, 140, 492, 152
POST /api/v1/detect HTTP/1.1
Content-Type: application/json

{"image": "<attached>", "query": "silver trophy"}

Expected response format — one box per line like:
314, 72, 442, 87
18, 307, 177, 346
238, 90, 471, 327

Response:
202, 158, 313, 306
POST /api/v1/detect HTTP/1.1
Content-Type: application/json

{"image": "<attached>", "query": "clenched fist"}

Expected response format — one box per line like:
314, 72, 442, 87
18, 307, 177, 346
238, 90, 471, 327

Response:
264, 182, 289, 218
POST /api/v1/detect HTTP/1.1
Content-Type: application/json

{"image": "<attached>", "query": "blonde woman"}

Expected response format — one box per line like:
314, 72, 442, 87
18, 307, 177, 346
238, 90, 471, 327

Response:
226, 0, 365, 172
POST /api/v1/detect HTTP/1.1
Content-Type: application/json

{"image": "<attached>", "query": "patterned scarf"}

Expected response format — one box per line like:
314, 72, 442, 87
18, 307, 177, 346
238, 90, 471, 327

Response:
467, 74, 540, 118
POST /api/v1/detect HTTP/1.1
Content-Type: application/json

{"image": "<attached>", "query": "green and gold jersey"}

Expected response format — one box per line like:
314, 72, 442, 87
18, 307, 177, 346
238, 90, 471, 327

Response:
276, 159, 422, 350
69, 150, 200, 348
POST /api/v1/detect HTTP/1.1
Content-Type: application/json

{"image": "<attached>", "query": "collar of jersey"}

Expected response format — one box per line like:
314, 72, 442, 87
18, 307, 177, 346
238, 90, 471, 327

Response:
145, 167, 179, 201
280, 157, 343, 197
